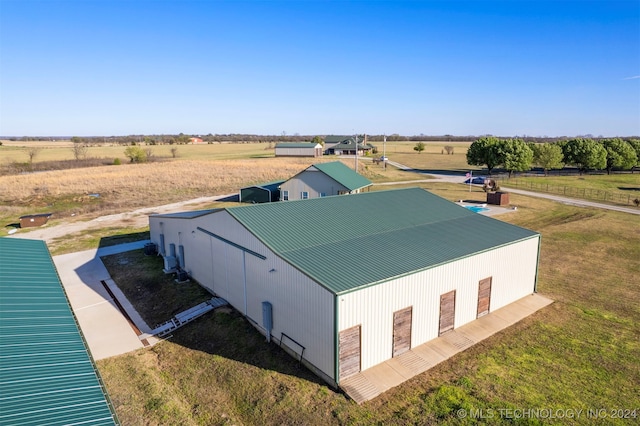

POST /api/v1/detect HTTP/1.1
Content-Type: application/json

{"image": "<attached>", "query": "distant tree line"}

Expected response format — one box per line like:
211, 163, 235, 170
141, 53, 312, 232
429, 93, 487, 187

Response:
467, 137, 640, 176
5, 133, 638, 145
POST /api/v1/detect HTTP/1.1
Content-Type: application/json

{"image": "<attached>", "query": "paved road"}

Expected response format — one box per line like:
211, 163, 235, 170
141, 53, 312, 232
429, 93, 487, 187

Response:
363, 157, 640, 216
8, 193, 237, 243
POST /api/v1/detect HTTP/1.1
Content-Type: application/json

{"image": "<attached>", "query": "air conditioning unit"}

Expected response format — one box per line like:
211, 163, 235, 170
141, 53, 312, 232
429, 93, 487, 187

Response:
144, 243, 157, 256
163, 256, 177, 273
176, 269, 189, 283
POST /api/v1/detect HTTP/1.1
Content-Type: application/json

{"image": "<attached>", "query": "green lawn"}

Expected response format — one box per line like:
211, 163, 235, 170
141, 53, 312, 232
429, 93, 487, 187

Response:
495, 174, 640, 207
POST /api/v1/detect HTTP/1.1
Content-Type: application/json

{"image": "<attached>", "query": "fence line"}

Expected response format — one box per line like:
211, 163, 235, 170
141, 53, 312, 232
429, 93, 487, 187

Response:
497, 178, 640, 206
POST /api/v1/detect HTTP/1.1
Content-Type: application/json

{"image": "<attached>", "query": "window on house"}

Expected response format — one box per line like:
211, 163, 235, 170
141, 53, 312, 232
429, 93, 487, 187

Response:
301, 191, 309, 199
320, 192, 326, 197
282, 190, 289, 201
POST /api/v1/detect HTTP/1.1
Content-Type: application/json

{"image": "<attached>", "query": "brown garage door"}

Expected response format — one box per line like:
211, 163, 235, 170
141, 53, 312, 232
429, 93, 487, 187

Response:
339, 325, 361, 379
477, 277, 492, 318
439, 290, 456, 335
393, 306, 412, 357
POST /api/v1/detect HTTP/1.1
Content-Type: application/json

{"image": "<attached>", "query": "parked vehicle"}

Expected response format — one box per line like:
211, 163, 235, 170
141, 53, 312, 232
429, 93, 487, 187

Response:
464, 176, 486, 184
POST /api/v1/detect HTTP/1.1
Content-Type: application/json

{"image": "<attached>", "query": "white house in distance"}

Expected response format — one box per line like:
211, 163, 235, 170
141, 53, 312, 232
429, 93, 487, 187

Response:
278, 161, 372, 201
275, 142, 323, 157
148, 188, 540, 389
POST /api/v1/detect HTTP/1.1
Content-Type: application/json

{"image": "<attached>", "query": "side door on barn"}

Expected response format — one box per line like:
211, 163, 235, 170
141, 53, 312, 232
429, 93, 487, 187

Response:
439, 290, 456, 335
477, 277, 492, 318
392, 306, 412, 357
339, 325, 361, 380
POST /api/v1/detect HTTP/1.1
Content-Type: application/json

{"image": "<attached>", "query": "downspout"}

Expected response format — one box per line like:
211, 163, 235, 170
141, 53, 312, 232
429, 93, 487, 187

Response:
533, 235, 541, 293
243, 251, 248, 315
334, 294, 340, 386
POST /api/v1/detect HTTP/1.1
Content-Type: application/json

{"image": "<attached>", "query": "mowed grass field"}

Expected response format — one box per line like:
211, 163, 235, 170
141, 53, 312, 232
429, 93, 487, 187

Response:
97, 185, 640, 425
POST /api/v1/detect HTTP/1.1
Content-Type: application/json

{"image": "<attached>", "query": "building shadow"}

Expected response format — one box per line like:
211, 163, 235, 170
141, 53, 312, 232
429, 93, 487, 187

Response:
98, 231, 150, 248
97, 237, 327, 387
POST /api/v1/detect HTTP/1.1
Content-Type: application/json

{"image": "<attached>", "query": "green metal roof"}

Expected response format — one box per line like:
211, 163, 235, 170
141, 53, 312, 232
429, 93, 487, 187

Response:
153, 208, 221, 219
227, 188, 539, 295
0, 238, 118, 426
275, 142, 320, 148
311, 161, 372, 191
323, 135, 353, 144
331, 141, 374, 150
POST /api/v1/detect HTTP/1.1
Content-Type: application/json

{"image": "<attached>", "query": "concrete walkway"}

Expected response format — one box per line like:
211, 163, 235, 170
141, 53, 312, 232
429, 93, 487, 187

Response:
340, 293, 553, 404
53, 241, 158, 360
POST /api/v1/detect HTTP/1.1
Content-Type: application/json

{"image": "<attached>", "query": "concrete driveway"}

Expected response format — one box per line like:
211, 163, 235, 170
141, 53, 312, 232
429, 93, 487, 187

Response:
53, 241, 158, 360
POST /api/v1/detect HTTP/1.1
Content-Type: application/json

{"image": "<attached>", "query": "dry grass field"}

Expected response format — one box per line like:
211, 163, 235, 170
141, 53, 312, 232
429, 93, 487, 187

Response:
0, 140, 430, 236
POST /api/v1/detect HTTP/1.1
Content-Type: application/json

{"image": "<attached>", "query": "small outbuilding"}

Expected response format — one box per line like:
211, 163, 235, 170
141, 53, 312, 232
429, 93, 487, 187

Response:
278, 161, 372, 201
240, 180, 285, 203
149, 187, 540, 389
275, 142, 323, 157
19, 213, 52, 228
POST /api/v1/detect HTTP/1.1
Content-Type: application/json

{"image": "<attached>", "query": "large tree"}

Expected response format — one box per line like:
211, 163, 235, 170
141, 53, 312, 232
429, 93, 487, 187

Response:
601, 138, 637, 174
560, 138, 606, 175
626, 139, 640, 172
532, 143, 564, 176
466, 136, 503, 174
501, 138, 533, 177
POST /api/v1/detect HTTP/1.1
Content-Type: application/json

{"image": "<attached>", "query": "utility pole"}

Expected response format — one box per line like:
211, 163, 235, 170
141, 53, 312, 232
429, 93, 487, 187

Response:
354, 134, 358, 173
383, 134, 387, 170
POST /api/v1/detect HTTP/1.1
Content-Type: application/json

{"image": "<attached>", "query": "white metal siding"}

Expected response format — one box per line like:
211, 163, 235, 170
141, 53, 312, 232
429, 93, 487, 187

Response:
338, 237, 539, 371
280, 170, 348, 200
149, 211, 337, 381
275, 147, 316, 157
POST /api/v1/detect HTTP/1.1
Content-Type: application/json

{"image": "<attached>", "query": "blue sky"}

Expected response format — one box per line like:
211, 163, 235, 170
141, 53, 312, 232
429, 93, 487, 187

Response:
1, 0, 638, 137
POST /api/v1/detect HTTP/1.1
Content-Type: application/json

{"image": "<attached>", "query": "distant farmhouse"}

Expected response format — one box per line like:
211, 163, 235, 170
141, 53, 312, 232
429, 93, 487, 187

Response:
323, 135, 375, 156
275, 142, 323, 158
149, 188, 540, 390
189, 137, 204, 144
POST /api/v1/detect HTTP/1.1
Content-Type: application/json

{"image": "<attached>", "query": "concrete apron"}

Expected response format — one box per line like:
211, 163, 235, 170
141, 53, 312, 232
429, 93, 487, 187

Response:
340, 293, 553, 404
54, 241, 159, 361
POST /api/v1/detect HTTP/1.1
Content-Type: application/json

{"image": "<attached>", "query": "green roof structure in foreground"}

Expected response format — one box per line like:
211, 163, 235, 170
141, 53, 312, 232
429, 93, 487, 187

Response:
227, 187, 539, 295
0, 238, 118, 426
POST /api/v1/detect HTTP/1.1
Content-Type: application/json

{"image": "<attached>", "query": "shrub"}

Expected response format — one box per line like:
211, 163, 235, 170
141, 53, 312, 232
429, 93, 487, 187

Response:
113, 158, 122, 165
124, 146, 147, 163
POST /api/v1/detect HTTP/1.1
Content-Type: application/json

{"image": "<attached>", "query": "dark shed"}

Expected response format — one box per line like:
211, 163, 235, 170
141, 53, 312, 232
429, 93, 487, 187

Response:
240, 180, 285, 203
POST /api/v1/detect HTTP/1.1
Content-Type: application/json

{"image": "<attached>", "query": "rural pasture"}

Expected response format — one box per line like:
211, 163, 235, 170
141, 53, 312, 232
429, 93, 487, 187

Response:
1, 140, 639, 424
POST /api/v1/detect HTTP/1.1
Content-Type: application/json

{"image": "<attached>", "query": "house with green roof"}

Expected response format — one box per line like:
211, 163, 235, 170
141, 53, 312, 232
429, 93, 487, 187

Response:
0, 238, 119, 426
148, 188, 540, 389
278, 161, 372, 201
323, 135, 354, 152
